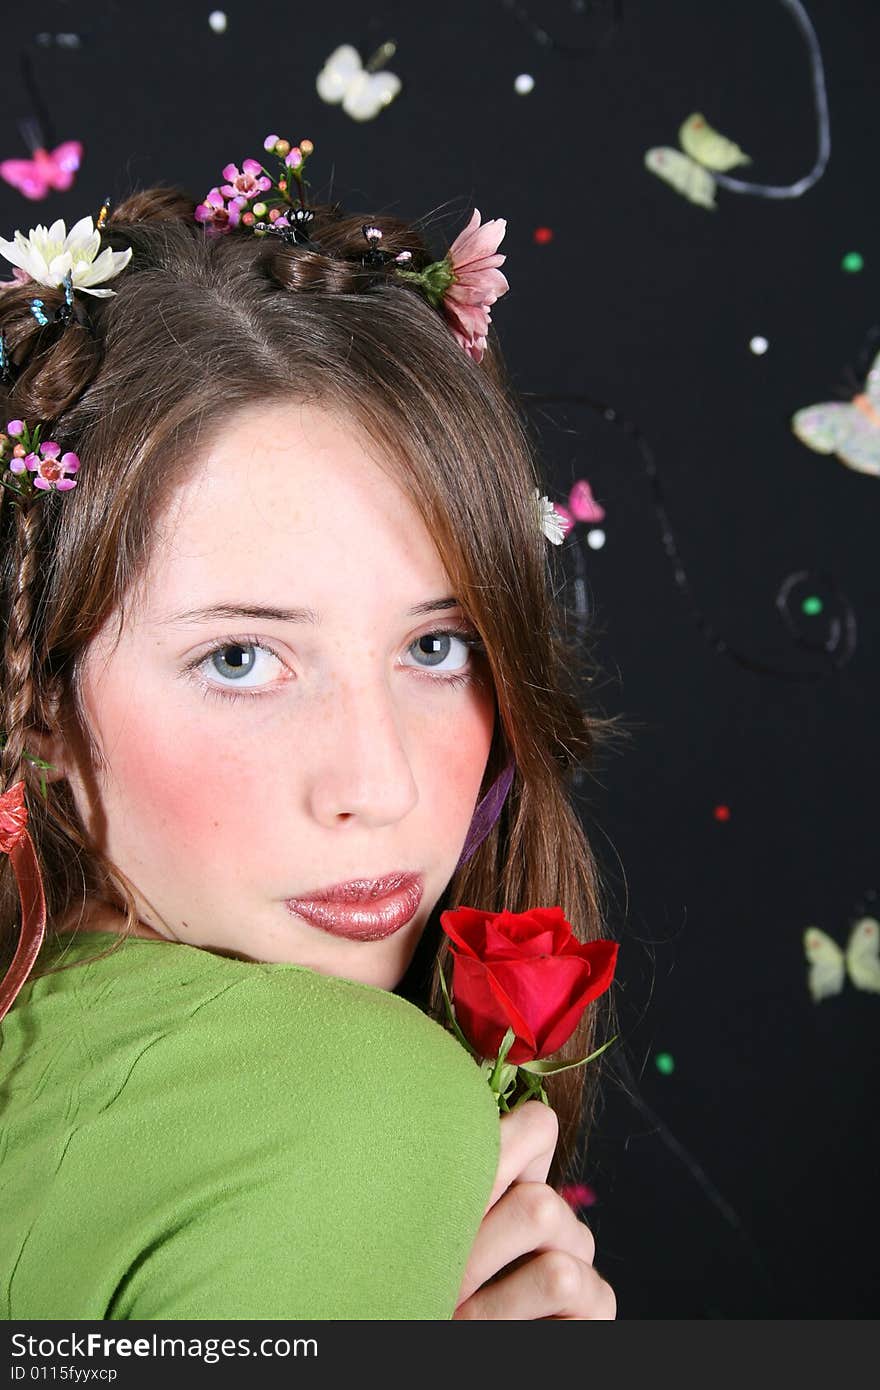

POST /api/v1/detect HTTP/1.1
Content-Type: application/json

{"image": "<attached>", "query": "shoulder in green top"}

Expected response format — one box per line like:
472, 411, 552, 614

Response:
0, 932, 499, 1321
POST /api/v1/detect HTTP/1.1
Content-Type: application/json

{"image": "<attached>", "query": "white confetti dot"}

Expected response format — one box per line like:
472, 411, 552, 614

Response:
749, 335, 769, 355
514, 73, 535, 95
586, 529, 606, 550
208, 10, 227, 33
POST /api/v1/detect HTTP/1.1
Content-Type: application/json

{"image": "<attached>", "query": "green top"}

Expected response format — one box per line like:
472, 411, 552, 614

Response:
0, 931, 499, 1321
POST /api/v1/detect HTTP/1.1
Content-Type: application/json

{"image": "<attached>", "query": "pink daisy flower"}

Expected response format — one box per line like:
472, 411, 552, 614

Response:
442, 208, 509, 365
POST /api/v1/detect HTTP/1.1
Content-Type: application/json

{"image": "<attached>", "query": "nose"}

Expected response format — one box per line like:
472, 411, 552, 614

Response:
306, 670, 419, 828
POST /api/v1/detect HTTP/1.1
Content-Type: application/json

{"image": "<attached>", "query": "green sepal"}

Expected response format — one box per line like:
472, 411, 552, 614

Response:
495, 1062, 519, 1093
517, 1034, 619, 1076
509, 1069, 550, 1109
487, 1028, 518, 1093
395, 256, 455, 308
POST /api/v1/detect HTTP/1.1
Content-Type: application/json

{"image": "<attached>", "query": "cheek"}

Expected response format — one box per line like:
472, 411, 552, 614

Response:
95, 694, 260, 853
421, 684, 496, 836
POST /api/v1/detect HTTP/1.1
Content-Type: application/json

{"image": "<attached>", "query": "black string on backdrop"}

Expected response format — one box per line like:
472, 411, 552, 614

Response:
497, 0, 830, 200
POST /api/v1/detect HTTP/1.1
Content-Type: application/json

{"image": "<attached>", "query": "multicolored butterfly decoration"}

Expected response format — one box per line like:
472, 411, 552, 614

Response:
0, 140, 83, 201
791, 349, 880, 478
645, 113, 751, 210
316, 42, 402, 122
803, 918, 880, 1003
27, 269, 75, 328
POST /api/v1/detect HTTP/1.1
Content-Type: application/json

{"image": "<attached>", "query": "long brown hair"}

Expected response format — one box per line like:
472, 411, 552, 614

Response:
0, 187, 629, 1187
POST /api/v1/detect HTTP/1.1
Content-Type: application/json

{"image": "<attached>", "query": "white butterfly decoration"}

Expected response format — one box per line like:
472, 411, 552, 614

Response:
316, 42, 402, 122
645, 112, 751, 211
791, 349, 880, 478
803, 918, 880, 1003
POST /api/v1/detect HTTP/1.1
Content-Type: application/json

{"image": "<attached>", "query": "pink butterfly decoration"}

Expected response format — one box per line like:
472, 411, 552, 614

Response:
552, 479, 607, 537
0, 141, 83, 200
568, 479, 605, 523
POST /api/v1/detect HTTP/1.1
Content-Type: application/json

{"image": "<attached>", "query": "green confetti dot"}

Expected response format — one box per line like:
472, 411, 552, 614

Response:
655, 1052, 675, 1075
802, 595, 823, 616
841, 252, 864, 273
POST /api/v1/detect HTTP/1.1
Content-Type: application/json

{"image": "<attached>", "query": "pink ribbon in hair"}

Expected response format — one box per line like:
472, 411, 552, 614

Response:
0, 780, 47, 1022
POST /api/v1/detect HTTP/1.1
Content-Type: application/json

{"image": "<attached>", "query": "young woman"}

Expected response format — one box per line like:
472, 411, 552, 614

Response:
0, 142, 621, 1319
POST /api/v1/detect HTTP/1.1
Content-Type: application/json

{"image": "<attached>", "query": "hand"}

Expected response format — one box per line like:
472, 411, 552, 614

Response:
454, 1100, 617, 1320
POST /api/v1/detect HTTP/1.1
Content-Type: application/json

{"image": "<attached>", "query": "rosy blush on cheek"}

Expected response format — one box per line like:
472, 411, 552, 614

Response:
427, 711, 496, 858
97, 705, 257, 868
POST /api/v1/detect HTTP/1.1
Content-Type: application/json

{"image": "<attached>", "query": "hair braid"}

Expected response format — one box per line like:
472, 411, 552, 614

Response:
1, 498, 44, 791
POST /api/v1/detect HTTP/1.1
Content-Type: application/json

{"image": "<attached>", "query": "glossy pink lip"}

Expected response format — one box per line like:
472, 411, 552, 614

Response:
285, 873, 424, 942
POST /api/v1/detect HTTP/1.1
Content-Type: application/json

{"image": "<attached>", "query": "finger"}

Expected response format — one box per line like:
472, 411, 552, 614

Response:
458, 1181, 595, 1308
454, 1249, 617, 1321
483, 1100, 559, 1215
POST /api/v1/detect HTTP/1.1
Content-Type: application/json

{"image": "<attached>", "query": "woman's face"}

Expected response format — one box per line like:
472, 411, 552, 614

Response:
59, 401, 496, 990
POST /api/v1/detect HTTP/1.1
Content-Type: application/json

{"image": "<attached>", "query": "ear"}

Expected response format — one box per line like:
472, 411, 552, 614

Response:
26, 728, 71, 783
26, 678, 77, 784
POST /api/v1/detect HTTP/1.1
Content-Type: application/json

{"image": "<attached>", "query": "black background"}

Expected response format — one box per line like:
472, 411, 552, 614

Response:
1, 0, 877, 1319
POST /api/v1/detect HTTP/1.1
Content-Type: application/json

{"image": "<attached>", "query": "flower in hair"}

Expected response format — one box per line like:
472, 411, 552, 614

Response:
535, 489, 567, 544
0, 216, 131, 297
196, 135, 316, 235
1, 420, 79, 498
194, 187, 245, 233
195, 133, 510, 363
394, 208, 508, 365
443, 209, 509, 362
220, 158, 273, 204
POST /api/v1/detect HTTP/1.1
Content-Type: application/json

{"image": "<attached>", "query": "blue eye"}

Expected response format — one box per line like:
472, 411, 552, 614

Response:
405, 628, 483, 677
183, 638, 286, 703
207, 642, 269, 682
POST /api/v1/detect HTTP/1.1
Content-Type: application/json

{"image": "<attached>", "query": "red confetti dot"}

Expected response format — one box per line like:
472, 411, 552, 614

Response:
533, 226, 554, 245
713, 804, 731, 822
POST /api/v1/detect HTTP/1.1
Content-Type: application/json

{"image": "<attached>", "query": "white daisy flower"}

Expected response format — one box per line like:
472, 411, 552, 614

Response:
535, 488, 566, 545
0, 215, 132, 298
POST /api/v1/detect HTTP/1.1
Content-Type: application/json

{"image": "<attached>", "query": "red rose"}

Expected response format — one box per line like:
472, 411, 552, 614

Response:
439, 905, 618, 1066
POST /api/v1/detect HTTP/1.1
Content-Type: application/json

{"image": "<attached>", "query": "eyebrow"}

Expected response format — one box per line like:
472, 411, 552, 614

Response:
159, 597, 462, 627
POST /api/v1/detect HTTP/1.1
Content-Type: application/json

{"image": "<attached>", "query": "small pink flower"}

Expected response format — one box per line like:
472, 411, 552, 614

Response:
442, 208, 509, 365
24, 441, 79, 491
284, 148, 303, 170
220, 159, 272, 202
263, 133, 280, 151
194, 187, 243, 234
561, 1182, 597, 1211
6, 420, 24, 438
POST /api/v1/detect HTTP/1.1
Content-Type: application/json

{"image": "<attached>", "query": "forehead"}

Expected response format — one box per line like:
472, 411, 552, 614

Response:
136, 401, 452, 624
